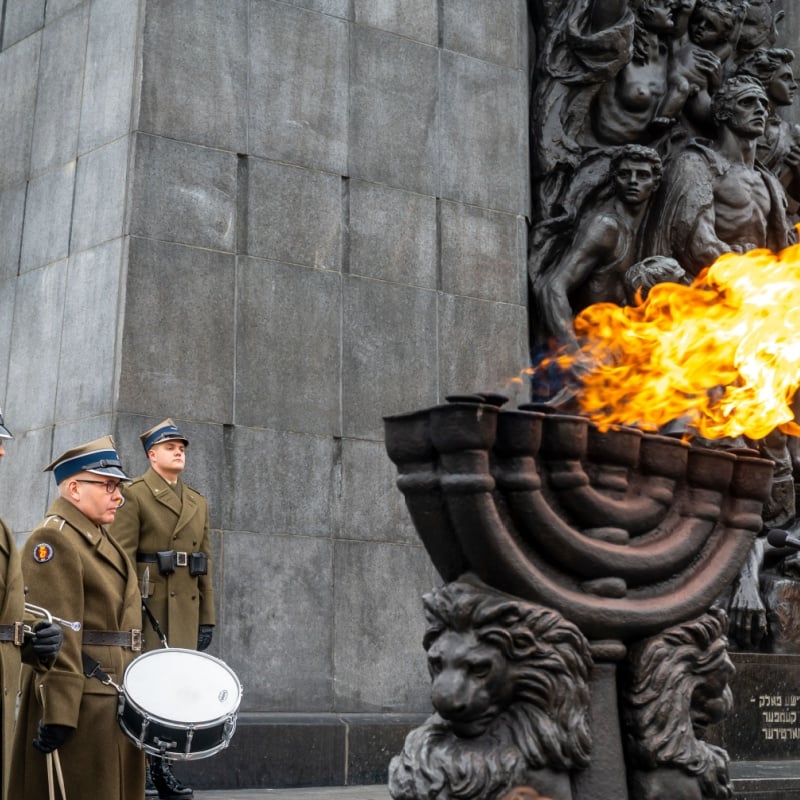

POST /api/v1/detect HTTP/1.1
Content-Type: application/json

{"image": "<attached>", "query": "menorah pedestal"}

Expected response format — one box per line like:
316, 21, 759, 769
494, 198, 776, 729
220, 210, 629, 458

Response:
572, 656, 627, 800
714, 652, 800, 799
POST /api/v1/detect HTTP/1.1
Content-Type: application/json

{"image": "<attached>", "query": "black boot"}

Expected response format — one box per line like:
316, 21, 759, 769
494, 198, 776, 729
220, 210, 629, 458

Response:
145, 758, 159, 797
151, 757, 193, 799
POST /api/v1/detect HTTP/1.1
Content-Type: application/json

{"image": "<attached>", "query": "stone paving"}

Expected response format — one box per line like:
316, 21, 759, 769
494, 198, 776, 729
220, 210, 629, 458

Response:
195, 786, 391, 800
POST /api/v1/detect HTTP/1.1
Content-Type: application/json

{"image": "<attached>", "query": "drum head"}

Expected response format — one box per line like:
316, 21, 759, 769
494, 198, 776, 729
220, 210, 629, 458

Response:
123, 649, 241, 724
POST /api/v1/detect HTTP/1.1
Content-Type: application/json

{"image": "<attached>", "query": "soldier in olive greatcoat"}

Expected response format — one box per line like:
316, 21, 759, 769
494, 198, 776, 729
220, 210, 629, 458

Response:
0, 411, 63, 800
111, 419, 215, 799
8, 436, 145, 800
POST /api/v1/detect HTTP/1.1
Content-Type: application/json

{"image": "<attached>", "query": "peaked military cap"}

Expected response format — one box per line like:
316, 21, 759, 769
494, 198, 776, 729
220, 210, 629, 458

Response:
44, 435, 131, 484
0, 408, 11, 440
140, 418, 189, 453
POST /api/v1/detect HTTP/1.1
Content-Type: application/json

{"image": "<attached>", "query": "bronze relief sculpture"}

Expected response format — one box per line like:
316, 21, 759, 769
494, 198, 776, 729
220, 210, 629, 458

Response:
388, 1, 800, 798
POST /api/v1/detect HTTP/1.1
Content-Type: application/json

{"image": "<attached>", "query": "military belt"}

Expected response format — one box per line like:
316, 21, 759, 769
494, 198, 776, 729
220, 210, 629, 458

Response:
82, 629, 142, 651
137, 550, 189, 567
0, 622, 25, 646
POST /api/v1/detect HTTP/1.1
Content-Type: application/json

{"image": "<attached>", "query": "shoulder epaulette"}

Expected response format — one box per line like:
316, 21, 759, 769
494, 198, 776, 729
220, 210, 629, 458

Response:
43, 515, 66, 532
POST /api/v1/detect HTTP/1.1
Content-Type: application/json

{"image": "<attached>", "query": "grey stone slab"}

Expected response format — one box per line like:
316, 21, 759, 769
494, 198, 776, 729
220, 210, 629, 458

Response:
113, 415, 224, 531
235, 259, 341, 436
5, 262, 67, 430
1, 0, 45, 49
438, 294, 529, 399
129, 134, 237, 252
0, 425, 53, 534
118, 238, 235, 421
173, 715, 349, 789
138, 0, 247, 152
29, 3, 89, 174
53, 240, 122, 421
0, 184, 26, 280
71, 137, 129, 254
280, 0, 351, 17
79, 0, 139, 153
45, 0, 86, 22
0, 280, 15, 400
249, 2, 348, 174
441, 0, 527, 68
222, 530, 334, 711
222, 425, 337, 537
349, 181, 437, 289
439, 50, 528, 214
349, 27, 439, 196
339, 438, 418, 544
342, 277, 438, 440
345, 715, 426, 785
246, 159, 342, 270
354, 0, 437, 46
19, 162, 75, 272
440, 201, 524, 303
333, 540, 434, 711
0, 35, 40, 189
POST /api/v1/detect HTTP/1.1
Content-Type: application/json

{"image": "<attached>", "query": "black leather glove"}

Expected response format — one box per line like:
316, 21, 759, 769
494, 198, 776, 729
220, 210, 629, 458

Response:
32, 722, 72, 754
197, 624, 213, 652
31, 621, 63, 660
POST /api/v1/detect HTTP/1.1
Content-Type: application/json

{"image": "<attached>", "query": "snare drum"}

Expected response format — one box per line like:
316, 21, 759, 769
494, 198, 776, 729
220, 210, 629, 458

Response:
118, 648, 242, 760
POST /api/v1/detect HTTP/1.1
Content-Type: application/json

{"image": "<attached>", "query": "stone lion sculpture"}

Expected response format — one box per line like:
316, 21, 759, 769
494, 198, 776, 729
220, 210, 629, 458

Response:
621, 609, 735, 800
388, 574, 593, 800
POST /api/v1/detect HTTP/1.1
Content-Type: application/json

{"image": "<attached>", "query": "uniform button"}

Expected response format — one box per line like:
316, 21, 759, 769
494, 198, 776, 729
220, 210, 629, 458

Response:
191, 595, 196, 600
170, 592, 176, 597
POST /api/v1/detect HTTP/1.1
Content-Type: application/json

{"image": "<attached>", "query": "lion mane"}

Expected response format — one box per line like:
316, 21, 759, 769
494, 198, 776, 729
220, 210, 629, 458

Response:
388, 575, 592, 800
621, 609, 734, 800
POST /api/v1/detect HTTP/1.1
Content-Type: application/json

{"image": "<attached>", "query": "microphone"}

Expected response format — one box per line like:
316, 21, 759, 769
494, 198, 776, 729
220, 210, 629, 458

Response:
767, 528, 800, 551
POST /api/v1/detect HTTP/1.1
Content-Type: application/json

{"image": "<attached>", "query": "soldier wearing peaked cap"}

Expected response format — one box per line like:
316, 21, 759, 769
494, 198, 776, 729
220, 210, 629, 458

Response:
0, 412, 63, 800
8, 436, 145, 800
111, 419, 215, 799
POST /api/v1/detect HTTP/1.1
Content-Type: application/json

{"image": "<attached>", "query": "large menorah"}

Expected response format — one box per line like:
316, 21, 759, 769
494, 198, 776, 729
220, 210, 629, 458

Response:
384, 395, 775, 800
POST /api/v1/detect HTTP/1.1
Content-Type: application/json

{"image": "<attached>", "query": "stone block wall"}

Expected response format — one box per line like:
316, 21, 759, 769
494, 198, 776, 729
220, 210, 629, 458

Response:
0, 0, 530, 788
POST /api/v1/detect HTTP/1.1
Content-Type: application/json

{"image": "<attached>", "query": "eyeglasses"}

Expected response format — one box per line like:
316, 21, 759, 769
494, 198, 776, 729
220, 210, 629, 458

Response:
75, 479, 123, 494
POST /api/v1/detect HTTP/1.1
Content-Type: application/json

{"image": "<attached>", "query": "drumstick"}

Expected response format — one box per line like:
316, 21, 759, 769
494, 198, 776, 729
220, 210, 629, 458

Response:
53, 750, 67, 800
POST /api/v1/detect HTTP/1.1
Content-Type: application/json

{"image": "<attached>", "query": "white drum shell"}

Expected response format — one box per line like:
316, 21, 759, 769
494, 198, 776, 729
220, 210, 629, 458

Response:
118, 648, 242, 761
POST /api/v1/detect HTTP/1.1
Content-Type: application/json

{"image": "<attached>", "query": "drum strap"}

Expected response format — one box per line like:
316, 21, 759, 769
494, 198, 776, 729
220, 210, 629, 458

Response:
142, 598, 169, 649
81, 652, 112, 686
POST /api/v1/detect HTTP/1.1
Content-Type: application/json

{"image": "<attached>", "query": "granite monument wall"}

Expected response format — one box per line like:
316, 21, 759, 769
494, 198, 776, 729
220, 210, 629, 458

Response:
0, 0, 530, 788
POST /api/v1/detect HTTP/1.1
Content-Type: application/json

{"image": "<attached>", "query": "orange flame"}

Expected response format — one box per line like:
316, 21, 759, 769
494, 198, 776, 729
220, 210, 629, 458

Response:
542, 239, 800, 440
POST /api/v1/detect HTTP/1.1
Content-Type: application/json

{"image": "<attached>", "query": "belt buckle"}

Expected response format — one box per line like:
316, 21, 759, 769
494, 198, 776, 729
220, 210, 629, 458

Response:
13, 621, 24, 647
131, 629, 142, 652
176, 551, 188, 567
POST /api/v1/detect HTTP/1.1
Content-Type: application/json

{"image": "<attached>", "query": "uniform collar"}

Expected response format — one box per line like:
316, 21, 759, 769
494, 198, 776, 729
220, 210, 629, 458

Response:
47, 496, 104, 542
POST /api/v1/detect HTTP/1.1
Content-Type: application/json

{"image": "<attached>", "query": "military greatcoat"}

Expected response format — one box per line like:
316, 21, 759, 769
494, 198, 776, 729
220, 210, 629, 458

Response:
8, 497, 145, 800
111, 468, 215, 651
0, 518, 24, 800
